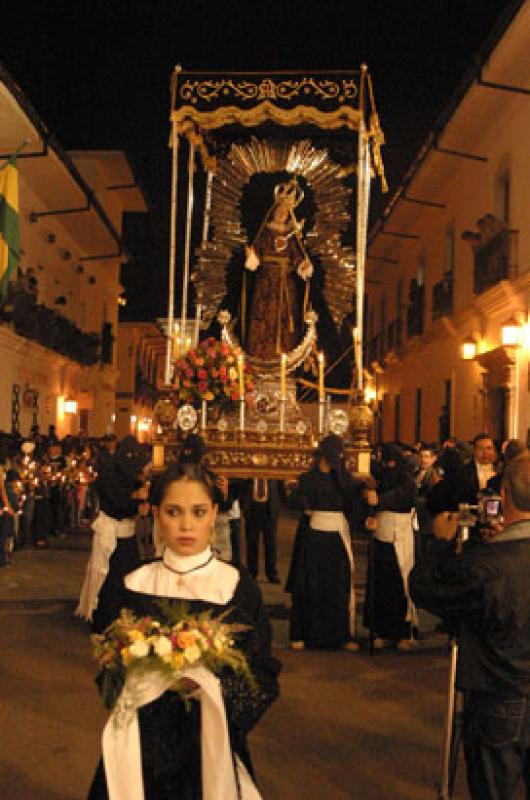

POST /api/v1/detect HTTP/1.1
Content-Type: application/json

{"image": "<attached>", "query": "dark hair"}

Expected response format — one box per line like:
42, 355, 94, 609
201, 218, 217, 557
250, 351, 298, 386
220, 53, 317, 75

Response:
472, 432, 494, 447
503, 454, 530, 512
149, 463, 216, 507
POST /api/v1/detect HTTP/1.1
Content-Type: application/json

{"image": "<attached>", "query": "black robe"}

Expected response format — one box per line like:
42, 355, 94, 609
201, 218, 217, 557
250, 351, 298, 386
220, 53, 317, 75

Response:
285, 467, 365, 648
88, 563, 281, 800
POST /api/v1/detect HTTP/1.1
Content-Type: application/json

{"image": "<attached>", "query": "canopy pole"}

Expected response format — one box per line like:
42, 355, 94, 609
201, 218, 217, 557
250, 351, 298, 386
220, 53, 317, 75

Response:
355, 65, 372, 393
180, 135, 196, 349
164, 119, 180, 385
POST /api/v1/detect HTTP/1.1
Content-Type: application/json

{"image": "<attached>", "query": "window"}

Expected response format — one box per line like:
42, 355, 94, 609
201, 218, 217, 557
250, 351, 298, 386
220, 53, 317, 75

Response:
496, 171, 510, 225
414, 388, 422, 443
394, 394, 401, 441
445, 224, 455, 276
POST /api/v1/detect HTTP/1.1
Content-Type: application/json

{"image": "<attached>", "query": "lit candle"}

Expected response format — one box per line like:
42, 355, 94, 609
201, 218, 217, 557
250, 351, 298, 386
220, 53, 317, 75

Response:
318, 352, 325, 402
194, 304, 202, 346
173, 322, 180, 356
280, 353, 287, 398
238, 352, 245, 399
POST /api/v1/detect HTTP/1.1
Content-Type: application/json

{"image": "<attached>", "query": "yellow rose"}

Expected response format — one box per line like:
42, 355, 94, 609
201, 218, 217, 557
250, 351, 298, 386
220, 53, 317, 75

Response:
229, 366, 238, 382
205, 391, 214, 402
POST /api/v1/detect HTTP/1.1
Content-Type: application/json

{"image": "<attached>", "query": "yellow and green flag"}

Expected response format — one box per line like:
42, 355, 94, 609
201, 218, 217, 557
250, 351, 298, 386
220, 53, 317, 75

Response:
0, 156, 20, 297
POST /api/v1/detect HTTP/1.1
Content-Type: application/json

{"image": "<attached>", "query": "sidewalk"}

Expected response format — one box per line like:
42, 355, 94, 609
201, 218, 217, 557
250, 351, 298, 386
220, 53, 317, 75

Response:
0, 528, 92, 607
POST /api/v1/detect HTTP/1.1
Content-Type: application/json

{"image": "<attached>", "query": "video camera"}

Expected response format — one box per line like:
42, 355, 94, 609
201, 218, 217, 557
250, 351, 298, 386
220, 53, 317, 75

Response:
457, 490, 503, 543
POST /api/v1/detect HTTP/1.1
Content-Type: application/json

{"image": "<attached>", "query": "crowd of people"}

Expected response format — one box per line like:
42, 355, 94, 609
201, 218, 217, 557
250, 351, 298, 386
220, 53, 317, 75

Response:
0, 427, 134, 566
4, 424, 529, 798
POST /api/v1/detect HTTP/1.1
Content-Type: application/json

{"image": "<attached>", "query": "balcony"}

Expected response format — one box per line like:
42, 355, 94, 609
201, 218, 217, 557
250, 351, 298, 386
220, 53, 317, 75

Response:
0, 287, 100, 366
473, 228, 518, 295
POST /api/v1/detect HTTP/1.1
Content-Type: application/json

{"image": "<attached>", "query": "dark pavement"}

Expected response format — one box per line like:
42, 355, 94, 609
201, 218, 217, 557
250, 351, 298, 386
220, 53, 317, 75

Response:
0, 517, 470, 800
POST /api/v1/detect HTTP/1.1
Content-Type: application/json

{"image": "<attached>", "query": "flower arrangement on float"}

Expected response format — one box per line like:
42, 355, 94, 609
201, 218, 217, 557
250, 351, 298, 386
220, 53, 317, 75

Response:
172, 337, 255, 411
92, 602, 254, 711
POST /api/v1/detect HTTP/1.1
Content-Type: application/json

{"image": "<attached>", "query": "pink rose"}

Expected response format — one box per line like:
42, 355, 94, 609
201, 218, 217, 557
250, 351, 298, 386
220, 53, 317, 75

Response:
199, 381, 208, 392
219, 366, 227, 383
198, 369, 207, 380
185, 368, 194, 378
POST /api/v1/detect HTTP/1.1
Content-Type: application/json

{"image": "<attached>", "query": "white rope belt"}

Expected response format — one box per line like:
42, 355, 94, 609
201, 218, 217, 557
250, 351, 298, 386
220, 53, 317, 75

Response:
308, 510, 356, 636
102, 665, 261, 800
76, 511, 135, 622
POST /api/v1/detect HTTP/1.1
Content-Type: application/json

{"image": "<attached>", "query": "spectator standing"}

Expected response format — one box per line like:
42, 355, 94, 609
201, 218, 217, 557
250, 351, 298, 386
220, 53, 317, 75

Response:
410, 452, 530, 799
242, 478, 281, 583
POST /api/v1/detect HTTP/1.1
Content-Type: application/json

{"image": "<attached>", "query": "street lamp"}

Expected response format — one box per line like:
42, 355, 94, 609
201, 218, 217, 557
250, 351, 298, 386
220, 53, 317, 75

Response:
64, 399, 78, 415
460, 335, 478, 361
501, 317, 523, 348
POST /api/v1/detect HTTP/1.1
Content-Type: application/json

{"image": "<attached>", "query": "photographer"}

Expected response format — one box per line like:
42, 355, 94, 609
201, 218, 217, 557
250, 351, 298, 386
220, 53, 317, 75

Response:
409, 452, 530, 799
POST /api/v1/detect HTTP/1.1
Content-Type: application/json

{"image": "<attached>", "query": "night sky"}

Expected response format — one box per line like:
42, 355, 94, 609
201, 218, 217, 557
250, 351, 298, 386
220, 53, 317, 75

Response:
1, 0, 518, 324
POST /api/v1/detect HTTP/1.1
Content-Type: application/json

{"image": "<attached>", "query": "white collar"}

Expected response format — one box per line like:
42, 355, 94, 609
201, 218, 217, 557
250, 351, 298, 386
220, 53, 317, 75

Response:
162, 545, 214, 574
125, 548, 239, 603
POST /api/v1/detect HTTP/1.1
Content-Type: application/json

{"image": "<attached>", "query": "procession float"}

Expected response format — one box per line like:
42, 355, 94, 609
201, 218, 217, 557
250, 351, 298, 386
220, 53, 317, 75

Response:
153, 66, 387, 479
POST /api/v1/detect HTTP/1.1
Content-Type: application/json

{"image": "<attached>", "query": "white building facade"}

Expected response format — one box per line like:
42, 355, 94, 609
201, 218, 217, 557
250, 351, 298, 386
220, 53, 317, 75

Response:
365, 2, 530, 446
0, 66, 146, 437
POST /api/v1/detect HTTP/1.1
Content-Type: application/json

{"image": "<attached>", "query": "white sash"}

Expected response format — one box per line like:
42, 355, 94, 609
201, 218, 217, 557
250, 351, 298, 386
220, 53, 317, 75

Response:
308, 510, 356, 636
375, 511, 418, 627
102, 664, 261, 800
76, 511, 135, 621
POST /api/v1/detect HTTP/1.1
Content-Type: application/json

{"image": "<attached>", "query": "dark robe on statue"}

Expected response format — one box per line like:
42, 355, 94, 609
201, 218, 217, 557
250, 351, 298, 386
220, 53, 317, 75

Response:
245, 222, 305, 359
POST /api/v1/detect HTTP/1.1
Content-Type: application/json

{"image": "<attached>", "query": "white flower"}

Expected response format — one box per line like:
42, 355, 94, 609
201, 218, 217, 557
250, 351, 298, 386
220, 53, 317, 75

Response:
153, 635, 173, 658
129, 639, 150, 659
184, 645, 201, 664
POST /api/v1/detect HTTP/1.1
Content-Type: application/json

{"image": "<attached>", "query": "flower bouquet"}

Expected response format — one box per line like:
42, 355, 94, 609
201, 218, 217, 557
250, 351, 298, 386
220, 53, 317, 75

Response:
172, 337, 255, 411
92, 602, 254, 711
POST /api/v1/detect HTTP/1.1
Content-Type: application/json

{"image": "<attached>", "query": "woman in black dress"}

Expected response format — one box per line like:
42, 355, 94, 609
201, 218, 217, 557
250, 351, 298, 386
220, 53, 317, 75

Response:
286, 435, 367, 652
88, 462, 280, 800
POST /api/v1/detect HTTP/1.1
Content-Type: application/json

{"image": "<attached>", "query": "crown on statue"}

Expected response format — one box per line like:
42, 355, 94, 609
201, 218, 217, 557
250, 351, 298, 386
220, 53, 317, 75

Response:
274, 176, 304, 209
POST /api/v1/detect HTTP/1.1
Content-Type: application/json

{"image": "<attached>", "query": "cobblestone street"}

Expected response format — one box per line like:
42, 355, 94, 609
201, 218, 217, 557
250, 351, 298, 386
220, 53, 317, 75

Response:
0, 516, 469, 800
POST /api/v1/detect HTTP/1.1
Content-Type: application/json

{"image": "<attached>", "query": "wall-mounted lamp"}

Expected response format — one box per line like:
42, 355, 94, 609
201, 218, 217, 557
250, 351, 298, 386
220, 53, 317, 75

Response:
117, 295, 127, 307
460, 335, 478, 361
501, 317, 523, 348
364, 386, 377, 404
64, 399, 78, 415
